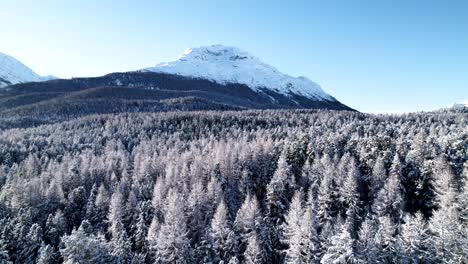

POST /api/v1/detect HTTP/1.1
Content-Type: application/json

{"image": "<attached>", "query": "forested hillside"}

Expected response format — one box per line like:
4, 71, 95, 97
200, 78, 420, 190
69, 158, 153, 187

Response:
0, 72, 352, 130
0, 109, 466, 263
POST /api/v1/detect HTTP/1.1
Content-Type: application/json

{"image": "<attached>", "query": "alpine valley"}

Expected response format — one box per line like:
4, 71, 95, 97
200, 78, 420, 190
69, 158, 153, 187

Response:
0, 45, 466, 264
0, 45, 353, 130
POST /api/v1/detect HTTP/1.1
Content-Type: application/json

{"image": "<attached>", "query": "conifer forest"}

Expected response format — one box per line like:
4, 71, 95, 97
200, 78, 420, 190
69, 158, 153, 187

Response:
0, 108, 466, 264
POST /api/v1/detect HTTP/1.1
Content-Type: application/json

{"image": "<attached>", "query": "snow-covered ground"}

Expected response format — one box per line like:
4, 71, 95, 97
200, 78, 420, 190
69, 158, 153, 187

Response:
145, 45, 333, 101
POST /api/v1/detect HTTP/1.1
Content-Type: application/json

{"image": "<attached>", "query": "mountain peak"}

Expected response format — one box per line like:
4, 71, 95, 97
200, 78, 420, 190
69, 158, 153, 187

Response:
145, 45, 333, 101
450, 100, 468, 109
178, 45, 255, 60
0, 52, 54, 88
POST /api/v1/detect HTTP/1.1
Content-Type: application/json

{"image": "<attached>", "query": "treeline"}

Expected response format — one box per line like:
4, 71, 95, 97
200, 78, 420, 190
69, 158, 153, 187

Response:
0, 109, 466, 263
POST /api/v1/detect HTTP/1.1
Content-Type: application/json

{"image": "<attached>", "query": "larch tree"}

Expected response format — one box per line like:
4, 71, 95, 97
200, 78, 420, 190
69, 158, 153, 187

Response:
355, 217, 379, 264
37, 243, 59, 264
60, 223, 114, 264
156, 188, 192, 263
372, 154, 404, 225
399, 212, 431, 264
210, 199, 232, 263
282, 190, 307, 264
243, 232, 263, 264
320, 207, 357, 264
146, 215, 161, 262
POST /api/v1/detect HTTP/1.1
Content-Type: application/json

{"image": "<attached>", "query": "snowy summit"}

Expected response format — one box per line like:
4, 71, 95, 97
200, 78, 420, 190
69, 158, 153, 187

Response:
450, 100, 468, 109
145, 45, 333, 101
0, 52, 54, 88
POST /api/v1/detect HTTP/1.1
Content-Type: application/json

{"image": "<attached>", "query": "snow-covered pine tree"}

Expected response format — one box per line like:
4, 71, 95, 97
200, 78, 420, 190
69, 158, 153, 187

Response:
37, 243, 59, 264
265, 155, 295, 262
131, 201, 152, 256
0, 237, 12, 264
282, 190, 307, 264
93, 184, 110, 232
372, 154, 404, 225
108, 188, 133, 263
18, 223, 42, 264
316, 155, 339, 228
304, 183, 321, 264
243, 231, 263, 264
146, 215, 161, 262
399, 212, 430, 263
429, 168, 467, 264
156, 188, 192, 263
60, 222, 114, 264
64, 186, 87, 231
355, 217, 379, 263
210, 199, 232, 263
233, 194, 261, 250
374, 215, 399, 263
320, 207, 357, 264
369, 155, 387, 202
339, 157, 361, 237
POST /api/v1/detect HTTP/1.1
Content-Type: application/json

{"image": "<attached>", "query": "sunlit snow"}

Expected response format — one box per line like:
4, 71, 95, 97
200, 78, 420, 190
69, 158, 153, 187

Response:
145, 45, 333, 101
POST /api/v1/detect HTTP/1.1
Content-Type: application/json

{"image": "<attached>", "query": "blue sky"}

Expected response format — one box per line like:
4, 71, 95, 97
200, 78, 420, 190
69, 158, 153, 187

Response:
0, 0, 467, 113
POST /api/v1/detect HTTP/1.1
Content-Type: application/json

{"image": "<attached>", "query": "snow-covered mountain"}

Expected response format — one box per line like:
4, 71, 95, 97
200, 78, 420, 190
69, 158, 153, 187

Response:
450, 101, 468, 109
0, 52, 54, 88
145, 45, 333, 101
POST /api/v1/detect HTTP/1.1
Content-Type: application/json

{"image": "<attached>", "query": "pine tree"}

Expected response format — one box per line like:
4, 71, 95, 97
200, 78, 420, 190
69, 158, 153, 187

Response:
111, 223, 133, 264
107, 189, 133, 263
356, 217, 379, 264
233, 193, 262, 257
266, 155, 294, 220
369, 156, 387, 201
282, 190, 307, 264
374, 215, 399, 263
64, 186, 87, 231
85, 183, 98, 224
37, 243, 59, 264
132, 201, 151, 255
304, 185, 321, 264
0, 237, 12, 264
156, 188, 192, 263
320, 208, 357, 264
372, 154, 404, 225
146, 216, 161, 262
60, 223, 114, 264
151, 176, 167, 220
210, 199, 231, 263
340, 158, 361, 237
316, 156, 339, 228
18, 223, 43, 264
188, 179, 210, 260
243, 232, 263, 264
399, 213, 430, 264
46, 179, 65, 213
93, 184, 110, 232
429, 180, 467, 263
265, 155, 294, 262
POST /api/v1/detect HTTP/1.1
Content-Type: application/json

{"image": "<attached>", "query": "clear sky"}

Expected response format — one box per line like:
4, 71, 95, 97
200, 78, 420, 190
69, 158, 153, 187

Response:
0, 0, 467, 113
